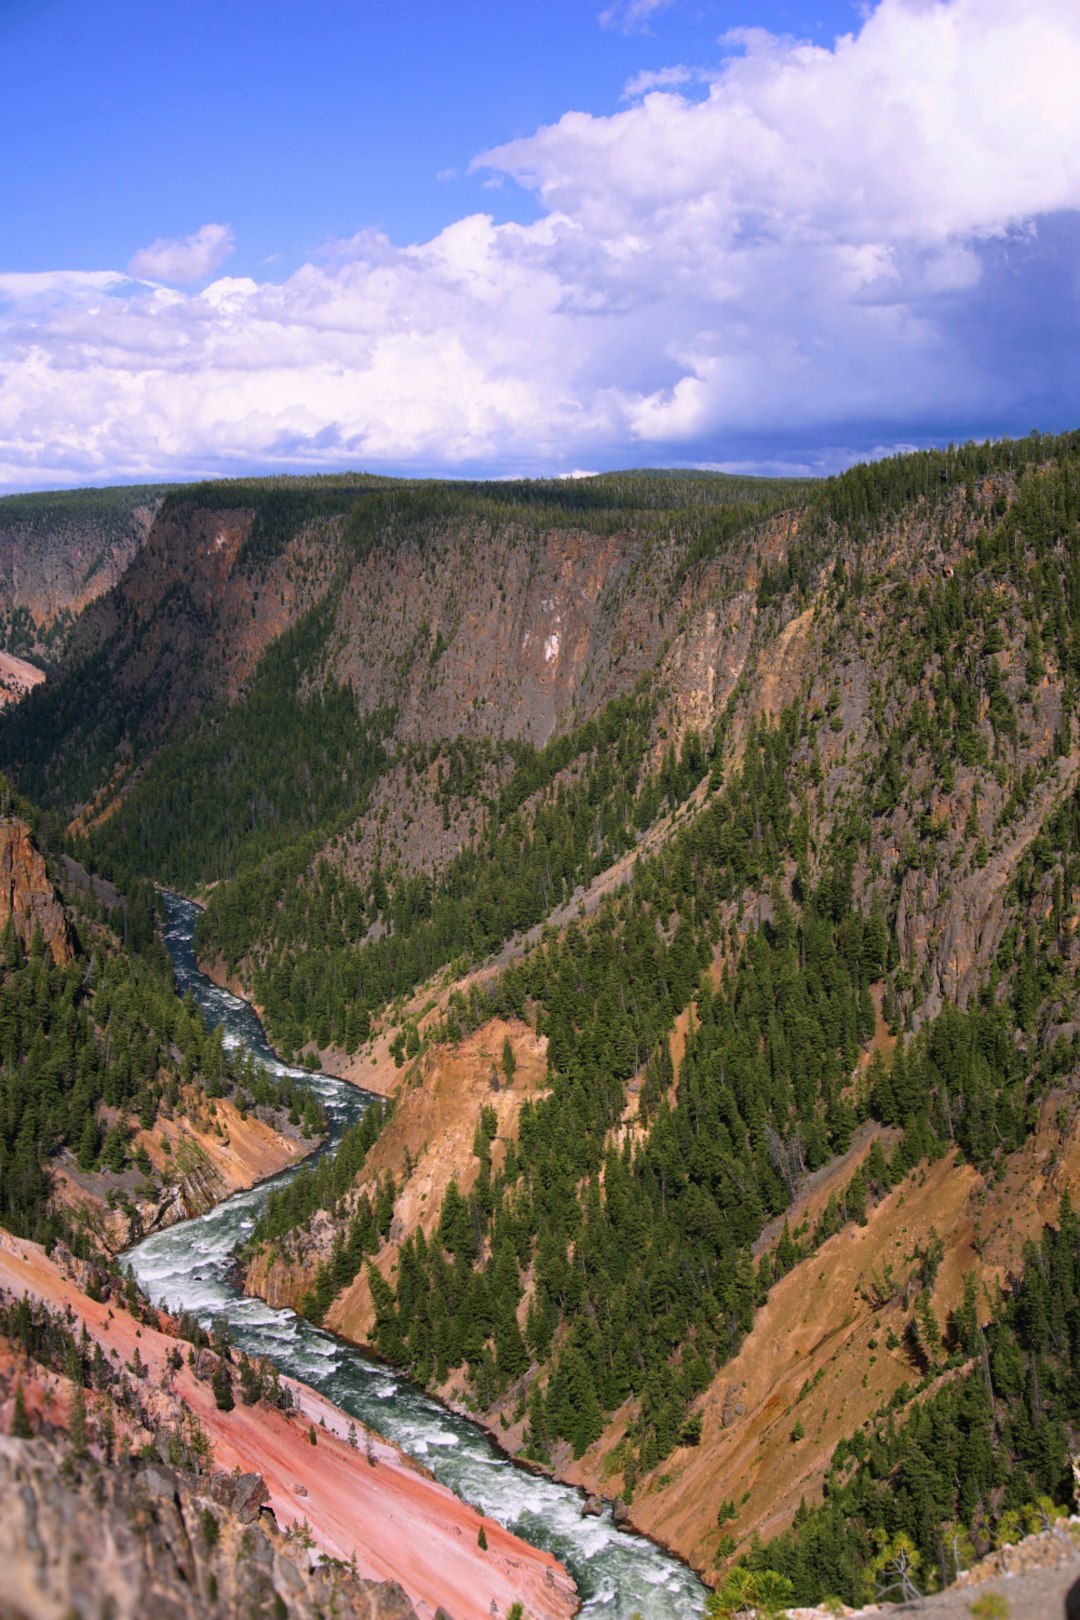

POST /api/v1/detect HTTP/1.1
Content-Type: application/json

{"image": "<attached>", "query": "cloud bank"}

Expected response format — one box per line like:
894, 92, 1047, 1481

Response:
2, 0, 1080, 489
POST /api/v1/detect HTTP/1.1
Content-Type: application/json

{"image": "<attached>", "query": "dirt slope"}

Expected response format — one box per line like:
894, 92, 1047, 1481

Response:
246, 1017, 548, 1327
0, 650, 45, 709
51, 1088, 312, 1253
576, 1092, 1080, 1576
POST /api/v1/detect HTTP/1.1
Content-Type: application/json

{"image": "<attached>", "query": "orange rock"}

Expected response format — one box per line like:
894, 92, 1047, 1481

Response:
0, 816, 73, 966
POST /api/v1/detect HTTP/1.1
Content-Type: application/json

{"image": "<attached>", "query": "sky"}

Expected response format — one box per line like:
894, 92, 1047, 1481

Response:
1, 0, 1079, 490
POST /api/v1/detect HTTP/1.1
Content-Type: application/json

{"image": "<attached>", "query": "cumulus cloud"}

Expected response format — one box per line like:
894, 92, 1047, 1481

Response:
128, 223, 235, 283
3, 0, 1080, 488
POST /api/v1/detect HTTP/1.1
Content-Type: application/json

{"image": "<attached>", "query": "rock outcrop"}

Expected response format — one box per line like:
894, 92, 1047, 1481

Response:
0, 1436, 420, 1620
0, 816, 72, 965
0, 485, 163, 666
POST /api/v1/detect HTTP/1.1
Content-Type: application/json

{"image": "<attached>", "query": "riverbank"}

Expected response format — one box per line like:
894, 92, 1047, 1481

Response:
197, 946, 405, 1099
52, 1085, 315, 1254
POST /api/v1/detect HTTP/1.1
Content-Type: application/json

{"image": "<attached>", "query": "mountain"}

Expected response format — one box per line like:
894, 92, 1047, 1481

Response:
7, 433, 1080, 1610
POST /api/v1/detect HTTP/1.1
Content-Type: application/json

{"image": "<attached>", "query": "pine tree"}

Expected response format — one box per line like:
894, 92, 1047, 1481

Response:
11, 1380, 31, 1438
211, 1361, 234, 1412
69, 1380, 87, 1457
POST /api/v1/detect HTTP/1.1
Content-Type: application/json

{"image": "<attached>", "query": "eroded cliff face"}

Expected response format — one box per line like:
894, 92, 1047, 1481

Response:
102, 499, 339, 707
16, 488, 771, 843
52, 1089, 312, 1255
334, 524, 664, 747
245, 1018, 549, 1327
0, 816, 72, 965
24, 500, 343, 820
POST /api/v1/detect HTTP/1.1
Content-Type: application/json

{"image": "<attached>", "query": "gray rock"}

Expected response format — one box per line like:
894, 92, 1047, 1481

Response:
209, 1469, 269, 1523
136, 1464, 179, 1502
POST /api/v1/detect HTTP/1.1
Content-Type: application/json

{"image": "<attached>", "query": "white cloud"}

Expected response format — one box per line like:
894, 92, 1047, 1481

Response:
128, 223, 235, 283
621, 65, 700, 100
483, 1, 1080, 246
600, 0, 678, 34
2, 0, 1080, 489
0, 270, 127, 304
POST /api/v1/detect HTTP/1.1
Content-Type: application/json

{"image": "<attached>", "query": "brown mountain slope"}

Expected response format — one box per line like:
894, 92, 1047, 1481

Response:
0, 650, 45, 710
572, 1090, 1080, 1574
48, 499, 344, 815
51, 1086, 311, 1254
0, 815, 72, 965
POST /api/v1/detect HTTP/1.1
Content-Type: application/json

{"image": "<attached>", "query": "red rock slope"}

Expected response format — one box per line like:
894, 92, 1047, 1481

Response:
0, 815, 72, 965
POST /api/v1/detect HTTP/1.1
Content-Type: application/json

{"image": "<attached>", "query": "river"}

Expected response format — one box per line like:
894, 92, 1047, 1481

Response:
125, 893, 707, 1619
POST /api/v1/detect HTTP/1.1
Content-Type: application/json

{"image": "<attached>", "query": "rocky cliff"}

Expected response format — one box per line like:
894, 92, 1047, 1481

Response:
0, 815, 72, 965
0, 1436, 419, 1620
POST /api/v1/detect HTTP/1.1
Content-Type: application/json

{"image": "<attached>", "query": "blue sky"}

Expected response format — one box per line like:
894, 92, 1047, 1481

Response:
5, 0, 861, 273
1, 0, 1079, 489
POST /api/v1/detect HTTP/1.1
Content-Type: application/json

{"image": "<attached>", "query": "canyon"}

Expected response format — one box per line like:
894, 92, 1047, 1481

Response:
5, 438, 1080, 1613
